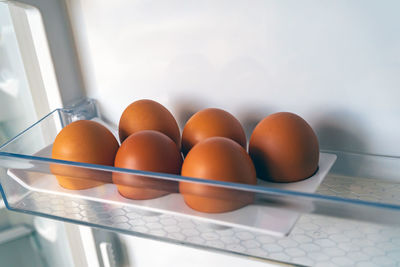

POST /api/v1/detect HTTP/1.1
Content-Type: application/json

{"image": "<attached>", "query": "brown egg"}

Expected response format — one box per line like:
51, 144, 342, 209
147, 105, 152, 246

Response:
113, 130, 182, 200
51, 120, 119, 190
249, 112, 319, 182
181, 108, 246, 155
118, 99, 181, 148
180, 137, 257, 213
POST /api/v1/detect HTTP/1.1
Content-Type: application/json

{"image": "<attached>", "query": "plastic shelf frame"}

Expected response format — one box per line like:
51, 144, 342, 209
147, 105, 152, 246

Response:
1, 99, 400, 263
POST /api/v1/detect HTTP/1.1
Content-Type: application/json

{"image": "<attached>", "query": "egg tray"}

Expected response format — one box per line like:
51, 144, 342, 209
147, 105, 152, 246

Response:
5, 144, 335, 236
1, 99, 400, 264
0, 101, 337, 236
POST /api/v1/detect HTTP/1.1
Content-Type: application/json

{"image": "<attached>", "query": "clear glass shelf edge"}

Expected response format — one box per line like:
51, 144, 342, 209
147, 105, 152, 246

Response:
0, 100, 400, 263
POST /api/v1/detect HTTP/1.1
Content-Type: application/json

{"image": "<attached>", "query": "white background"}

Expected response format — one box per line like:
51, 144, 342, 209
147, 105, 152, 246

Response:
67, 0, 400, 157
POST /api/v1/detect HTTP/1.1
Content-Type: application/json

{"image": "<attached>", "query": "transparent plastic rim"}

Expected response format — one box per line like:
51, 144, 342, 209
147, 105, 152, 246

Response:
0, 108, 400, 211
1, 151, 400, 211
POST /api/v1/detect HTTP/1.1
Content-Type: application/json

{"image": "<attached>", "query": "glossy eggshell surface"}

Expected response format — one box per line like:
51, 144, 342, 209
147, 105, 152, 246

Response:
51, 120, 119, 190
113, 130, 182, 200
180, 137, 257, 213
118, 99, 181, 148
181, 108, 246, 155
249, 112, 319, 182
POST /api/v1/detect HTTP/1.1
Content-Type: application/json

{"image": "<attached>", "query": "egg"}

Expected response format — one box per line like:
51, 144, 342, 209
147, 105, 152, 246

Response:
113, 130, 182, 200
51, 120, 119, 190
249, 112, 319, 182
118, 99, 181, 148
181, 108, 246, 155
180, 137, 257, 213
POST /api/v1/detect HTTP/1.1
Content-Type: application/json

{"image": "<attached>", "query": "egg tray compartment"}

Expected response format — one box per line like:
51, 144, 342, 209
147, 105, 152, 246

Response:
3, 157, 400, 267
2, 133, 336, 238
0, 99, 339, 232
2, 100, 400, 252
1, 103, 400, 267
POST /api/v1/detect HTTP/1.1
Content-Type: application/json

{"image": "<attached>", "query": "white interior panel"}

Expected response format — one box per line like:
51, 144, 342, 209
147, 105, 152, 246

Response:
67, 0, 400, 156
118, 233, 278, 267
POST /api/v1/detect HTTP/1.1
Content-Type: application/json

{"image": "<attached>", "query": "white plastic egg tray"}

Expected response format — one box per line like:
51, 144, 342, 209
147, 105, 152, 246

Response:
8, 144, 336, 237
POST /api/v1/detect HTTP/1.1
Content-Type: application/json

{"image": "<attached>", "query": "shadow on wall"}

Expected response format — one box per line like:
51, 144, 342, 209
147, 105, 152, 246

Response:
313, 110, 367, 153
237, 106, 369, 158
236, 106, 275, 144
169, 99, 369, 177
312, 109, 368, 176
171, 98, 274, 143
171, 97, 209, 130
165, 53, 271, 134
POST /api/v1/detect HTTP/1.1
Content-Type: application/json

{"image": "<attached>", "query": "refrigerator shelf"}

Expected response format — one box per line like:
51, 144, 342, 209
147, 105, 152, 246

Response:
0, 99, 400, 265
5, 150, 336, 237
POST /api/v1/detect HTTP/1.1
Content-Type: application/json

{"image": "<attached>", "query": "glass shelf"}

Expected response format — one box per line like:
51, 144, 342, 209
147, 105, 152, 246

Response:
0, 99, 399, 265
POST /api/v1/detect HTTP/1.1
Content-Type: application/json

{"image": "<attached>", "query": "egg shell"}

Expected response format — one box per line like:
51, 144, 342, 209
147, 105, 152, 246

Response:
113, 130, 182, 200
51, 120, 119, 190
249, 112, 319, 182
180, 137, 257, 213
181, 108, 247, 155
118, 99, 181, 149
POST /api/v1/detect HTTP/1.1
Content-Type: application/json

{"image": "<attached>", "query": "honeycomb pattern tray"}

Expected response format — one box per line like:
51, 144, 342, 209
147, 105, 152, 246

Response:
318, 175, 400, 205
7, 151, 336, 237
13, 174, 400, 267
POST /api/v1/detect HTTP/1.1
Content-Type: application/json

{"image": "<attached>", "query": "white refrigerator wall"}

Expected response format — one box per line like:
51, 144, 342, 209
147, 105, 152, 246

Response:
117, 233, 277, 267
67, 0, 400, 157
